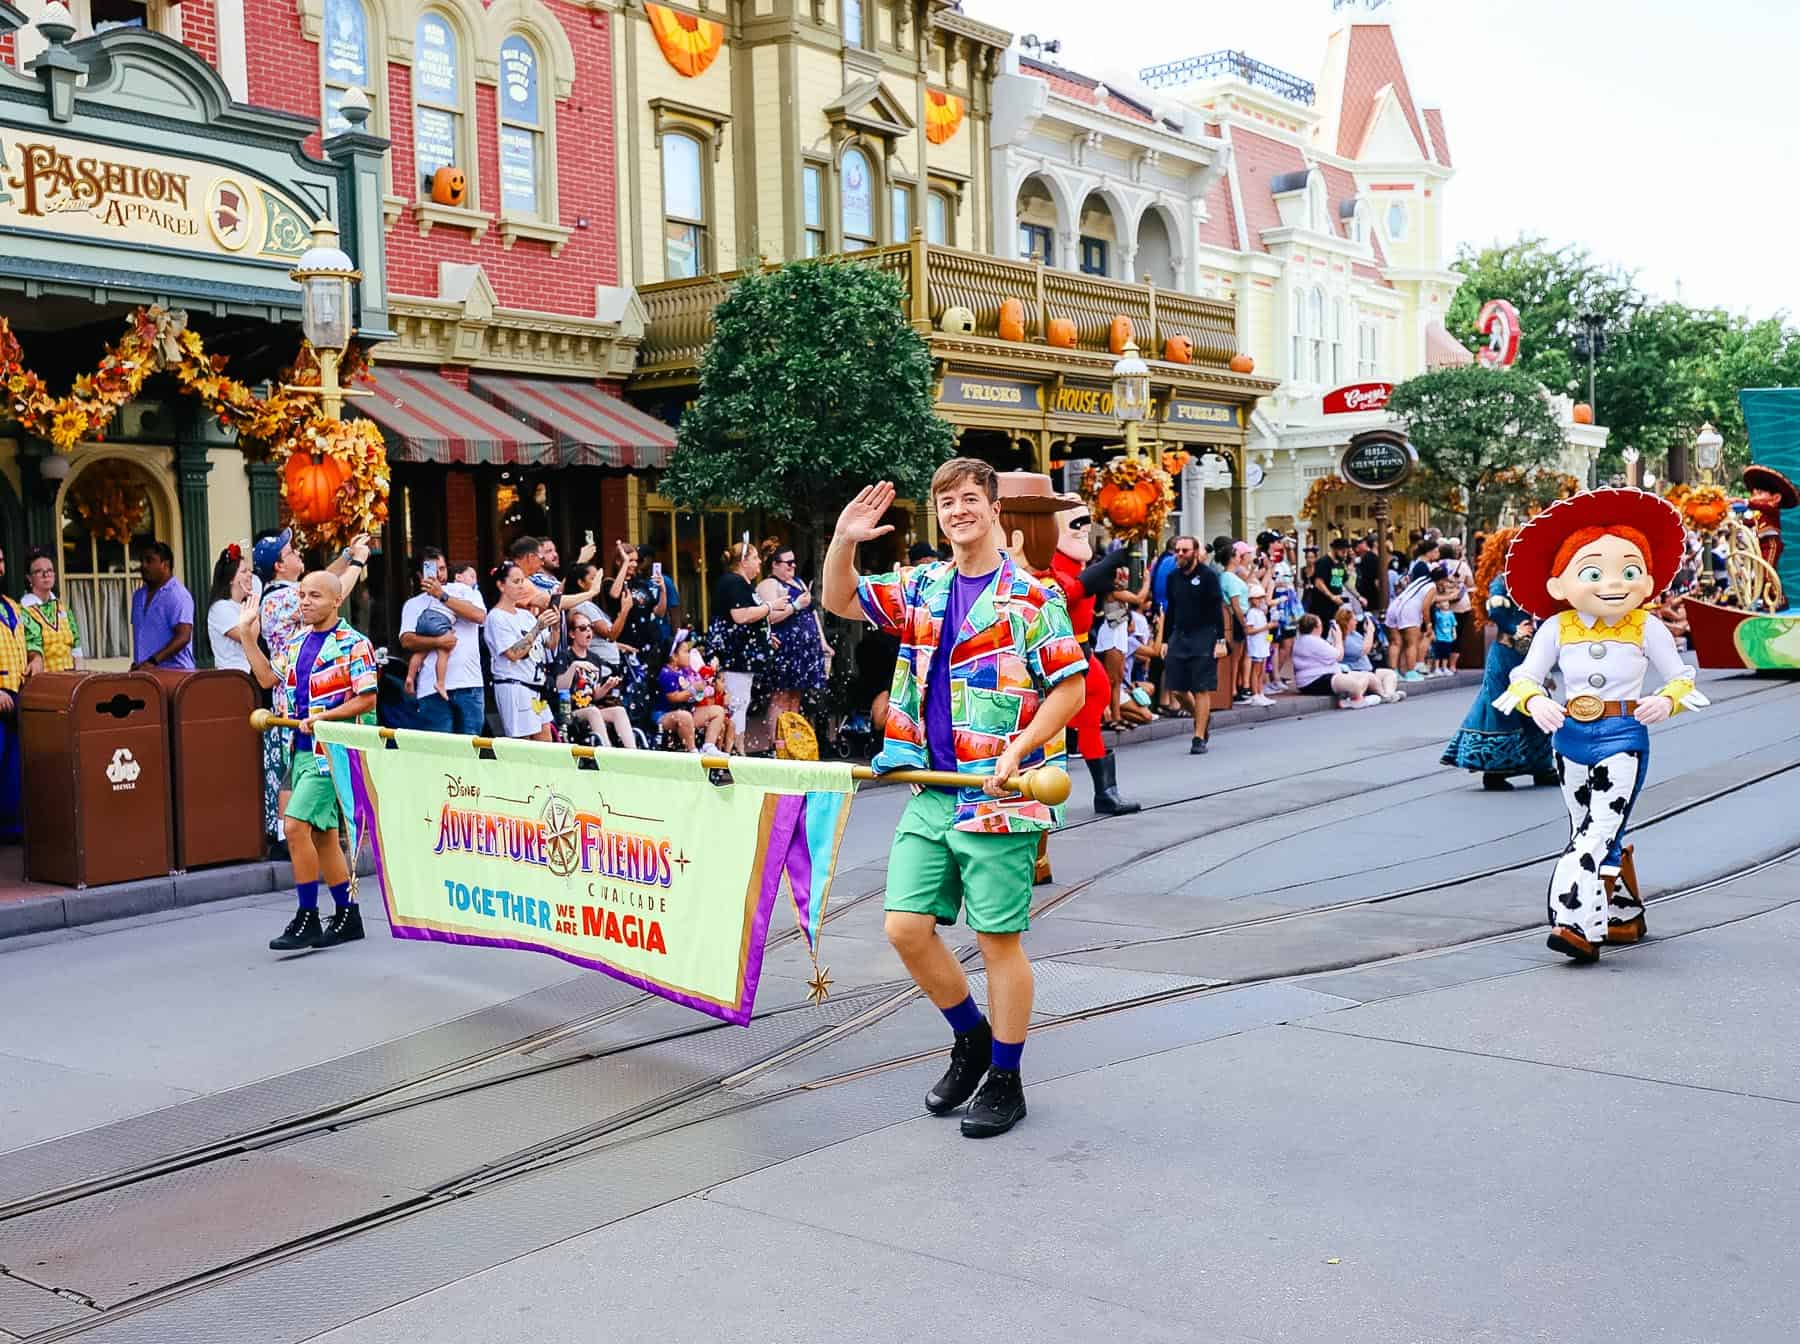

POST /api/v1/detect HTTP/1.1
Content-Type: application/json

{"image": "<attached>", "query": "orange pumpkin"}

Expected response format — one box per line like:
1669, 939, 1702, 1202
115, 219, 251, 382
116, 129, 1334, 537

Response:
1572, 402, 1594, 425
646, 3, 725, 78
430, 165, 466, 207
998, 298, 1027, 343
1108, 315, 1135, 356
1046, 317, 1077, 349
1101, 484, 1148, 529
1163, 335, 1193, 365
1229, 353, 1255, 374
285, 450, 349, 526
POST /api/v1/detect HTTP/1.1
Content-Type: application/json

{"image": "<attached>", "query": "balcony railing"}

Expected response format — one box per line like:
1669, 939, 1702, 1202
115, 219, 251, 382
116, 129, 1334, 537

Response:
635, 239, 1243, 378
1136, 51, 1315, 103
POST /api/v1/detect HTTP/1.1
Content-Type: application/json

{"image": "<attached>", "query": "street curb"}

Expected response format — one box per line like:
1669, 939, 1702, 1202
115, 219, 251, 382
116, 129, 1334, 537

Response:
3, 674, 1484, 945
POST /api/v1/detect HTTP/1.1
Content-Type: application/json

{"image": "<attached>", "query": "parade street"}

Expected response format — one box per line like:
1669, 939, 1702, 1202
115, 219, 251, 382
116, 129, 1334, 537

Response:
3, 672, 1797, 1344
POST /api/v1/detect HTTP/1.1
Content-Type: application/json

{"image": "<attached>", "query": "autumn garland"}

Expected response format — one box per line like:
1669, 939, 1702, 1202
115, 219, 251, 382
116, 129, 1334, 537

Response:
1080, 454, 1177, 545
0, 306, 388, 549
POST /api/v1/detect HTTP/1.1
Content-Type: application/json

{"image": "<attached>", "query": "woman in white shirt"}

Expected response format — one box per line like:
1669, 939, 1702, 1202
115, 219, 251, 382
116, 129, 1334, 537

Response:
483, 561, 559, 741
206, 544, 255, 672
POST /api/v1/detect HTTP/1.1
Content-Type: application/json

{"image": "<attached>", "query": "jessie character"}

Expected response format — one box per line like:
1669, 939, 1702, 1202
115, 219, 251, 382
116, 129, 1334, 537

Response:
1742, 464, 1797, 573
997, 473, 1140, 820
1495, 489, 1706, 964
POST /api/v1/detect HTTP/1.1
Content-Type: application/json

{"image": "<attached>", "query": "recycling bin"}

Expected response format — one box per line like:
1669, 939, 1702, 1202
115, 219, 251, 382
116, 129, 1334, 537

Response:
20, 671, 173, 888
147, 669, 263, 870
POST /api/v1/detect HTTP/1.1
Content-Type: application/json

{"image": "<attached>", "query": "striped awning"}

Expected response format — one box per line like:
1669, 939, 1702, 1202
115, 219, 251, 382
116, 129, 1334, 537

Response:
357, 367, 554, 465
469, 375, 678, 469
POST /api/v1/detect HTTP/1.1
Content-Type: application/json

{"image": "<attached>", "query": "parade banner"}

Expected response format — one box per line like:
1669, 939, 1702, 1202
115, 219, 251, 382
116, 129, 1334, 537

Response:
314, 724, 858, 1025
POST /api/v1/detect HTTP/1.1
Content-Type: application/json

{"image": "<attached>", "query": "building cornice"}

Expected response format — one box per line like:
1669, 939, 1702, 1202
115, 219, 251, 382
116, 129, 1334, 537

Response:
933, 10, 1012, 52
386, 293, 642, 378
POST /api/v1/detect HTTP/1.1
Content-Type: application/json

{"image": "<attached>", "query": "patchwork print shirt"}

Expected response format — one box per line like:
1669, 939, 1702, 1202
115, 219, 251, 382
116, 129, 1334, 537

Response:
858, 555, 1085, 833
274, 618, 379, 773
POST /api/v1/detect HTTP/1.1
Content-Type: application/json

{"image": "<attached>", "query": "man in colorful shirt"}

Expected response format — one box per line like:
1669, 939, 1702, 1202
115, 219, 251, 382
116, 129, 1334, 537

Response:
823, 459, 1085, 1138
240, 570, 378, 953
0, 547, 26, 842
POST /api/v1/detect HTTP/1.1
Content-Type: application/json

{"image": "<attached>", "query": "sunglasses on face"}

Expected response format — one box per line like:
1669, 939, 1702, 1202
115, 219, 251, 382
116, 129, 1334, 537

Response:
571, 622, 592, 633
775, 556, 795, 566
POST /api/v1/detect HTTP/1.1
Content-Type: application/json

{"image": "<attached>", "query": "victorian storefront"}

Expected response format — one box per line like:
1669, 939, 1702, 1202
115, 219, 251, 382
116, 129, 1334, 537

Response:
0, 9, 387, 663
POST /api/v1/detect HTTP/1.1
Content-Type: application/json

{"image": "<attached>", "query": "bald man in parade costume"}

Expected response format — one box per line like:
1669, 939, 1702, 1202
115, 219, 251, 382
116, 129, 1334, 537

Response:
997, 474, 1140, 832
1493, 488, 1706, 963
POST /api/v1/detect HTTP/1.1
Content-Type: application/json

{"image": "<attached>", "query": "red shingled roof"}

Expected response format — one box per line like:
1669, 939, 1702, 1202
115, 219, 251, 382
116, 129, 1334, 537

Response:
1423, 108, 1452, 167
1334, 25, 1428, 161
1021, 57, 1156, 125
1196, 170, 1239, 250
1228, 127, 1307, 252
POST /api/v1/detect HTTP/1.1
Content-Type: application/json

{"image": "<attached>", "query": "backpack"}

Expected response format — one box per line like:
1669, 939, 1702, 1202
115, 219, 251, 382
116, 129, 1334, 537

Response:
774, 710, 819, 761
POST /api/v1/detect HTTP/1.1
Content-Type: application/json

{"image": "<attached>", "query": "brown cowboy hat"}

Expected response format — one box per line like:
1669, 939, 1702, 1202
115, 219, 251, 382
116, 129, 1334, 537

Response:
1743, 464, 1799, 509
996, 470, 1083, 514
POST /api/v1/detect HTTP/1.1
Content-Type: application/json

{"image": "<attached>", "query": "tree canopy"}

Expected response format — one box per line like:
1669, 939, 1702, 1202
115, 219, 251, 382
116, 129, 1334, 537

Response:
1386, 365, 1568, 530
658, 261, 953, 540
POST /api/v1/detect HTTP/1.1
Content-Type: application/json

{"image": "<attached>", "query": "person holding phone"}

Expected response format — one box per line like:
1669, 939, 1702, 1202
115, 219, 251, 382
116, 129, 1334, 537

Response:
399, 550, 488, 736
484, 560, 560, 741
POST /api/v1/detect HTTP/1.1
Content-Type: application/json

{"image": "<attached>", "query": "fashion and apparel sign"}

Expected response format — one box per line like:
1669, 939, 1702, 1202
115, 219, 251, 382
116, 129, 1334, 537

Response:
0, 129, 313, 263
316, 725, 857, 1024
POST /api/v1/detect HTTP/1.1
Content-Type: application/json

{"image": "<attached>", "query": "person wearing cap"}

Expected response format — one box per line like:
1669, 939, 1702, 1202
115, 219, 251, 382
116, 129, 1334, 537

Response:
252, 527, 368, 854
1441, 579, 1557, 791
1493, 489, 1706, 963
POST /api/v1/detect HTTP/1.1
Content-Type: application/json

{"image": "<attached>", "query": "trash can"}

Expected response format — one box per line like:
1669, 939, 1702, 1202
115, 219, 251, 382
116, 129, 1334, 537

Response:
20, 672, 173, 888
147, 669, 264, 870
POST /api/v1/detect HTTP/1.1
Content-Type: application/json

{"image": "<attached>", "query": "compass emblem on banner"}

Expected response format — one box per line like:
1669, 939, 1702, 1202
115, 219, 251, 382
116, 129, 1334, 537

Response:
541, 791, 581, 878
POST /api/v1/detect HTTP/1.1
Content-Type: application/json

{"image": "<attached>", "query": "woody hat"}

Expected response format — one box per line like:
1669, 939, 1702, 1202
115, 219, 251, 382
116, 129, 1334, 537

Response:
1743, 464, 1800, 509
996, 470, 1084, 514
1503, 487, 1684, 620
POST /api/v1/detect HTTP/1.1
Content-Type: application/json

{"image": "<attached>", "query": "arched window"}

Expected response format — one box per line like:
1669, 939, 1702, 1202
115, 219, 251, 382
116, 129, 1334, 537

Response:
843, 0, 864, 48
60, 458, 164, 663
840, 146, 876, 250
413, 11, 470, 199
498, 33, 547, 217
1309, 288, 1326, 384
1331, 297, 1346, 384
662, 133, 707, 278
927, 189, 953, 246
321, 0, 375, 135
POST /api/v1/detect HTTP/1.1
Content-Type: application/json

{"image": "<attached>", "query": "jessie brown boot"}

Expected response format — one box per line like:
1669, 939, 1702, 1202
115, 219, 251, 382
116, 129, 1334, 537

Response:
1547, 925, 1601, 963
1605, 845, 1647, 944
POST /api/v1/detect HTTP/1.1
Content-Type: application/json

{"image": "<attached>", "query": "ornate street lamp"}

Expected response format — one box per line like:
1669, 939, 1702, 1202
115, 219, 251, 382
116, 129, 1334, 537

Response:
1694, 422, 1723, 485
288, 218, 363, 420
1110, 338, 1151, 460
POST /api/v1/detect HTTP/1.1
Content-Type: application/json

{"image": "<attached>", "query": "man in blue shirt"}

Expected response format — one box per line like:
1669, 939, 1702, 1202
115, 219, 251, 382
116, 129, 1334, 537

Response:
130, 540, 195, 670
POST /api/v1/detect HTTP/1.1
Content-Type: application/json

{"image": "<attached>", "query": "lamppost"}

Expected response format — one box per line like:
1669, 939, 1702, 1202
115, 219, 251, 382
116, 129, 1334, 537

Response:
1694, 422, 1723, 486
1110, 338, 1151, 460
287, 218, 363, 421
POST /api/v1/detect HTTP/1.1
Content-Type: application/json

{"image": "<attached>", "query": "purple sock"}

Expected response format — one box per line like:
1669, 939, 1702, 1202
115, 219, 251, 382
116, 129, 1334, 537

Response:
991, 1037, 1023, 1073
329, 881, 353, 911
941, 995, 984, 1036
296, 881, 319, 912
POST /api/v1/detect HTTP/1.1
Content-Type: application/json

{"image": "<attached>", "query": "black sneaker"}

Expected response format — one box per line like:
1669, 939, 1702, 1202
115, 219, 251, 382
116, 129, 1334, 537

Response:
313, 904, 365, 948
270, 909, 322, 951
1189, 737, 1209, 755
961, 1068, 1027, 1138
925, 1018, 992, 1115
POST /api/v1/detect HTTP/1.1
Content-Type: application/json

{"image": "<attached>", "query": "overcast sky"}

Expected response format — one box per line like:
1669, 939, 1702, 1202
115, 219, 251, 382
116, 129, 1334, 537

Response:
967, 0, 1795, 321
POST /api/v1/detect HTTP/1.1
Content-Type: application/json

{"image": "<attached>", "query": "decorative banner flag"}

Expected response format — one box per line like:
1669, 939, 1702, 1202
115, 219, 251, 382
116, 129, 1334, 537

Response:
316, 724, 858, 1025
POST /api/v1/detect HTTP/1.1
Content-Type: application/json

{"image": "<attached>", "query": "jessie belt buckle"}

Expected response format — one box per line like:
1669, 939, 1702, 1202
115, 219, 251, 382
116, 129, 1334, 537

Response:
1566, 695, 1606, 723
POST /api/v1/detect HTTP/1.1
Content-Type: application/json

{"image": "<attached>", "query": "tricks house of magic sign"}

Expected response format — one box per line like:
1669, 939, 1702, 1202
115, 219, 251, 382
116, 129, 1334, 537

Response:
938, 376, 1241, 431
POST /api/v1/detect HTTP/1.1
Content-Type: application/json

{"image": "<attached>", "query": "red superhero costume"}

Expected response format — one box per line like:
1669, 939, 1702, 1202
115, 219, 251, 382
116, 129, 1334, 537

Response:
1049, 545, 1112, 765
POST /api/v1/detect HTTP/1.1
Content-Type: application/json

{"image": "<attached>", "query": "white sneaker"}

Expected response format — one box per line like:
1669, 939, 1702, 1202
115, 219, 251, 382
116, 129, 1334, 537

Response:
1350, 696, 1376, 709
1249, 694, 1275, 706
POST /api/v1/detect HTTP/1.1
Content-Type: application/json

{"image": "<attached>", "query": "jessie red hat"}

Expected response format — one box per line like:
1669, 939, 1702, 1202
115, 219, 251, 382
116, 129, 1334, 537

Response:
1743, 464, 1799, 510
1503, 488, 1684, 620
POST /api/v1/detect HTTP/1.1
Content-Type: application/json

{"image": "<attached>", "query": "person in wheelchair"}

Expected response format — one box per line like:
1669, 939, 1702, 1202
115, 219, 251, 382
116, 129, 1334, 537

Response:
552, 612, 634, 748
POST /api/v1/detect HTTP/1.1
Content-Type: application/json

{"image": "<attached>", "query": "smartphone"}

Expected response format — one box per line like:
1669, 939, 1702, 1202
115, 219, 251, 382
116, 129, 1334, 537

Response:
652, 561, 663, 580
424, 559, 441, 581
583, 529, 595, 548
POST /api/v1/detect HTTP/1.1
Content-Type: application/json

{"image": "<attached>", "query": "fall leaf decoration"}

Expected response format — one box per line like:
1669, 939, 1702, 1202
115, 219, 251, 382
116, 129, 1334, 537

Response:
65, 458, 153, 545
0, 306, 388, 549
1301, 474, 1347, 521
925, 89, 965, 144
1678, 483, 1732, 531
1160, 449, 1191, 479
1081, 454, 1176, 544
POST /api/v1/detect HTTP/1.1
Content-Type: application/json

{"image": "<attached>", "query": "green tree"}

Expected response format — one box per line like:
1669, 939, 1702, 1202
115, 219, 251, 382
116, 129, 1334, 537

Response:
658, 260, 953, 542
1692, 314, 1800, 476
1387, 365, 1567, 531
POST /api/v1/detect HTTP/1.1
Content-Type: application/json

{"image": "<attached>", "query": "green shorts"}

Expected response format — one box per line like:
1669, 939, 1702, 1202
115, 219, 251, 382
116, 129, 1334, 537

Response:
285, 752, 343, 833
884, 788, 1037, 934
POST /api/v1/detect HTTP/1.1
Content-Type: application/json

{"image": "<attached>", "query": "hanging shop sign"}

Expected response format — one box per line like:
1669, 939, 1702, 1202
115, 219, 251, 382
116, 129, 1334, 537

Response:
1338, 433, 1415, 491
1163, 397, 1241, 429
1322, 381, 1394, 415
1477, 298, 1522, 368
938, 374, 1044, 412
0, 130, 313, 262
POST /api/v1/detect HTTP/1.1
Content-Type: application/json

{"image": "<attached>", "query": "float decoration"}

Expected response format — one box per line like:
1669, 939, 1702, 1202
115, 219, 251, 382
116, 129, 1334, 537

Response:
647, 3, 725, 78
1678, 484, 1731, 531
0, 306, 388, 549
924, 90, 965, 144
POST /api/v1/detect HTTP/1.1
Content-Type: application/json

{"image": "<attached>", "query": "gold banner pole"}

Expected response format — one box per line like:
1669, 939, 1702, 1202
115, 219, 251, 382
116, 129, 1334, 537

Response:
250, 711, 1073, 807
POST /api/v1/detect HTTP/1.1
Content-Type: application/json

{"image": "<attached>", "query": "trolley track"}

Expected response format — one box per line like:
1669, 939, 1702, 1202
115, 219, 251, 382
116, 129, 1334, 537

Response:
1, 683, 1791, 1233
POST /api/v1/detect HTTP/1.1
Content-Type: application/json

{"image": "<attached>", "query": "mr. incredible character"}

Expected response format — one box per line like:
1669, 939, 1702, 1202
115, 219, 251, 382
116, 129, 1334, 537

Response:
997, 473, 1139, 820
1494, 489, 1706, 963
1743, 465, 1797, 573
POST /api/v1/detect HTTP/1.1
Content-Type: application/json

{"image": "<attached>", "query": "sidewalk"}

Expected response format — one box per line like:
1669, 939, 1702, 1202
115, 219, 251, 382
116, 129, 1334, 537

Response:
0, 670, 1484, 942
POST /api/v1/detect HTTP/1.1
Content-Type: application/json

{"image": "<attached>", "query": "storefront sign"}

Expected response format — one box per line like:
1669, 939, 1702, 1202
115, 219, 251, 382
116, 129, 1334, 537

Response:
320, 724, 859, 1026
1050, 381, 1117, 418
939, 374, 1043, 411
0, 130, 313, 261
1322, 382, 1394, 415
1477, 298, 1521, 368
1164, 397, 1241, 429
1338, 435, 1415, 491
